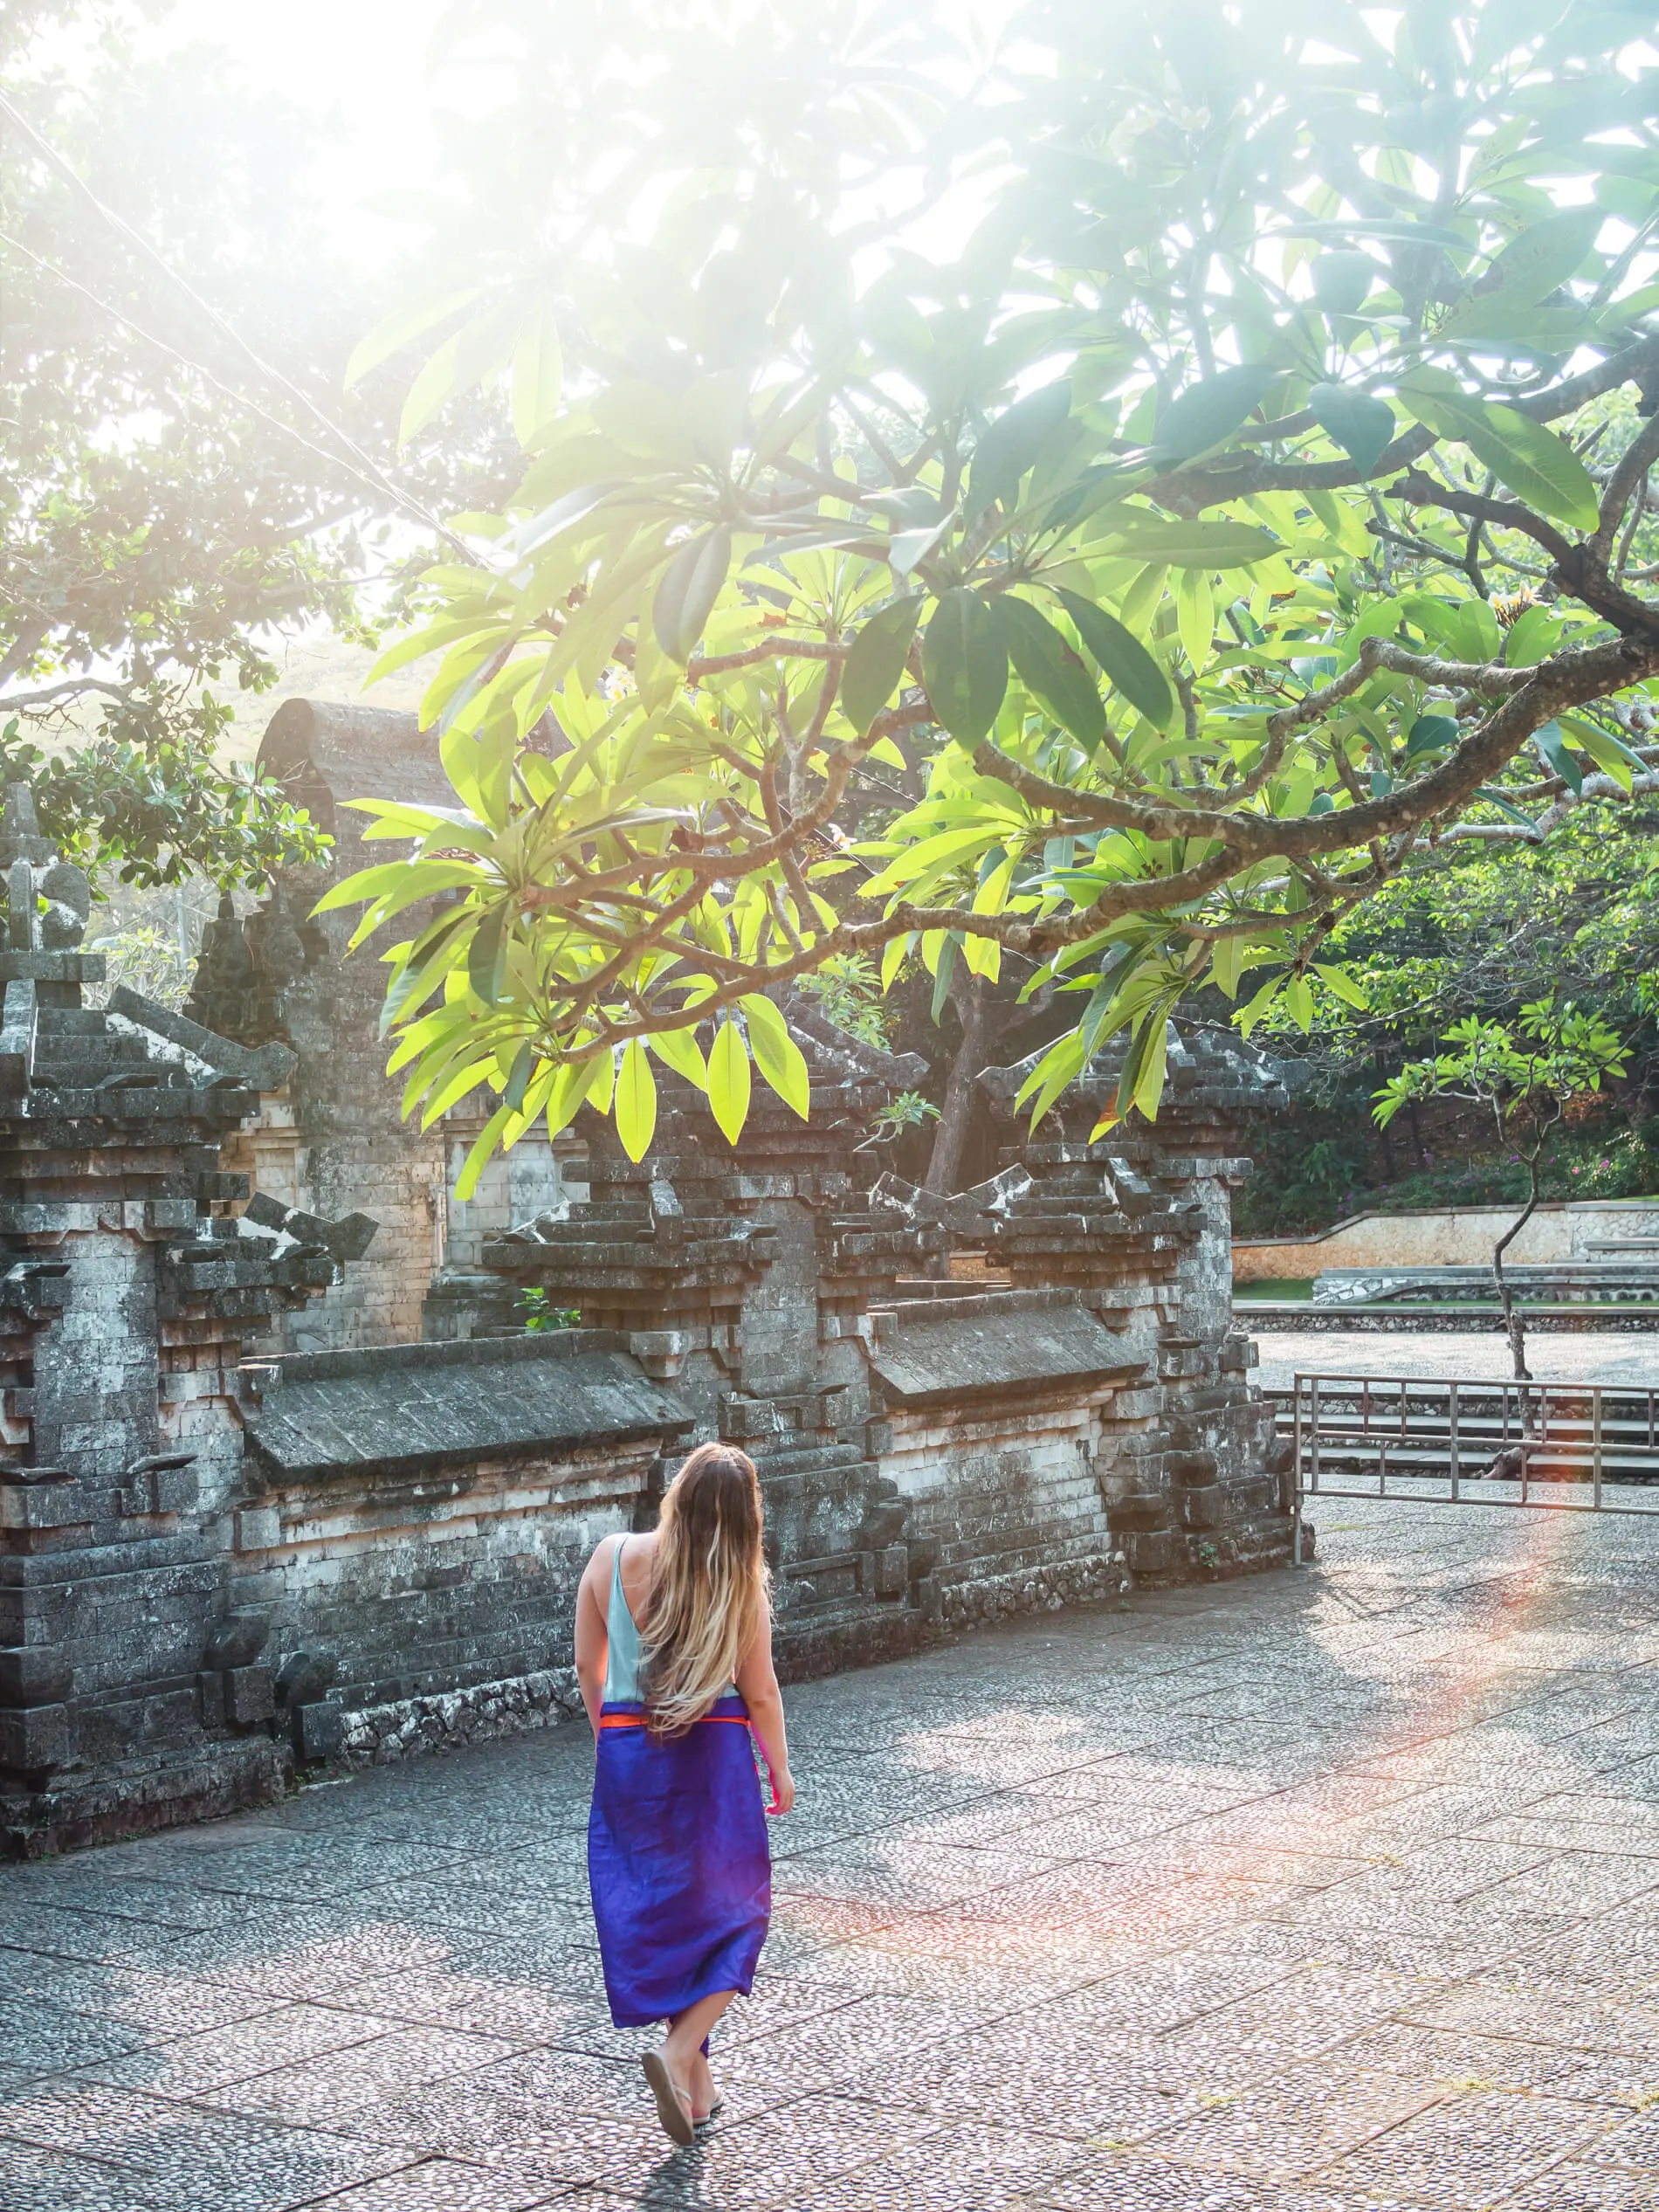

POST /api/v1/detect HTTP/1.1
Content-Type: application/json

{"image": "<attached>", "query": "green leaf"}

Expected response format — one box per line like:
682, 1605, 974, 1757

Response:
503, 1040, 537, 1114
1015, 1025, 1089, 1130
467, 906, 508, 1005
1093, 517, 1278, 568
1439, 210, 1602, 340
1560, 715, 1644, 792
929, 931, 960, 1023
1054, 589, 1174, 729
652, 526, 733, 664
615, 1037, 658, 1161
1146, 365, 1278, 465
453, 1103, 514, 1202
1308, 382, 1397, 477
988, 596, 1107, 749
547, 1053, 609, 1137
842, 595, 923, 734
1532, 719, 1583, 795
511, 305, 563, 449
1129, 1012, 1171, 1119
921, 587, 1008, 747
1315, 962, 1369, 1010
708, 1019, 753, 1144
1209, 935, 1244, 1001
1405, 713, 1459, 761
1475, 787, 1540, 834
1236, 972, 1283, 1037
1176, 568, 1214, 675
647, 1023, 709, 1090
740, 993, 810, 1118
1476, 407, 1600, 532
1281, 217, 1471, 249
1402, 385, 1600, 530
1504, 604, 1567, 666
1311, 252, 1377, 318
345, 280, 485, 389
965, 377, 1072, 520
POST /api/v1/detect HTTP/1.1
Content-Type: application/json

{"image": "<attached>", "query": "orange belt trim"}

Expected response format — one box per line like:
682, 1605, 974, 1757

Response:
599, 1712, 750, 1731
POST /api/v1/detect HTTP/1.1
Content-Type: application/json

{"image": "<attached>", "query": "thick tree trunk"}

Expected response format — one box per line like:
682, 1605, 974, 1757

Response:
922, 974, 992, 1195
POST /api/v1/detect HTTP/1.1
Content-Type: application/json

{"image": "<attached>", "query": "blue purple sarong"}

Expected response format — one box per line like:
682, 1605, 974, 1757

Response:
588, 1695, 772, 2027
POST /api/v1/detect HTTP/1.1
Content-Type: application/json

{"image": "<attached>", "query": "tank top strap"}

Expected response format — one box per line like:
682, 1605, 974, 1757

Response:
603, 1533, 644, 1705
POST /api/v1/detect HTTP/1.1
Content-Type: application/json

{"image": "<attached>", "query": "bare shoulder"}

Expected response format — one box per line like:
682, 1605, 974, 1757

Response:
581, 1530, 622, 1584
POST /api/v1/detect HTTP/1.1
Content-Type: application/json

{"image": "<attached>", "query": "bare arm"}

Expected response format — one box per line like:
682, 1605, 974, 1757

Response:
574, 1535, 616, 1737
734, 1592, 794, 1816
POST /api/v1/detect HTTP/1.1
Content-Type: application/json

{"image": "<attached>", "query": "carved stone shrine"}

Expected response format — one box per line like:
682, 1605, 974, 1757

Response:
0, 705, 1297, 1857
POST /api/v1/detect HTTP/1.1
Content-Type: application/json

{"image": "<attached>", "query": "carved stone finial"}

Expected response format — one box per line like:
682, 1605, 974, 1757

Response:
0, 782, 53, 869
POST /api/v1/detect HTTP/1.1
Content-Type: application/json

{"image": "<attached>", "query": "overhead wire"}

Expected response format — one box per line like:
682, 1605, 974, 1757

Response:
0, 86, 481, 563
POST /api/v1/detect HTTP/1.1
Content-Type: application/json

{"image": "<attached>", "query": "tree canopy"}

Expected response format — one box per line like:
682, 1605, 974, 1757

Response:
317, 0, 1659, 1189
0, 2, 511, 886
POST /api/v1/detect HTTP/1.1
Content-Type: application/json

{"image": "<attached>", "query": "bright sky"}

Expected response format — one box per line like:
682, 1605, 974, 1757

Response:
156, 0, 454, 263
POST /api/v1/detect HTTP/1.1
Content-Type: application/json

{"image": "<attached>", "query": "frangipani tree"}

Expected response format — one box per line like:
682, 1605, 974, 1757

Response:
324, 0, 1659, 1194
1374, 1001, 1630, 1377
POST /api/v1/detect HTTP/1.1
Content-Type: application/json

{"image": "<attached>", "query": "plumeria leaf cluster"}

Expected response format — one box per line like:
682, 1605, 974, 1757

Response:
326, 0, 1659, 1182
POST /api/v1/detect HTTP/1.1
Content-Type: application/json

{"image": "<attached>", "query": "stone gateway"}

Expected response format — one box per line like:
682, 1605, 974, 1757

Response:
0, 707, 1297, 1857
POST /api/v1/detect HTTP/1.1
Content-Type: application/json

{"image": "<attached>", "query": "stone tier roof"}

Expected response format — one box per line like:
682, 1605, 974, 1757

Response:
244, 1331, 691, 1482
0, 783, 377, 1344
866, 1290, 1146, 1409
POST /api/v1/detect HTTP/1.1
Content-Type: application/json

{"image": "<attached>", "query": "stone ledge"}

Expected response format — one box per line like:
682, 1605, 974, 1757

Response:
336, 1665, 585, 1768
939, 1547, 1130, 1629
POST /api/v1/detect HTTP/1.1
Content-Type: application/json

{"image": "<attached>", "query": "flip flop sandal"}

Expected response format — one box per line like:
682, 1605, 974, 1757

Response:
693, 2098, 726, 2131
641, 2050, 695, 2147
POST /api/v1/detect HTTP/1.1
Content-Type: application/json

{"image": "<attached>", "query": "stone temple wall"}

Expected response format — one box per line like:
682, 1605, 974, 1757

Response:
197, 699, 582, 1354
2, 699, 1298, 1856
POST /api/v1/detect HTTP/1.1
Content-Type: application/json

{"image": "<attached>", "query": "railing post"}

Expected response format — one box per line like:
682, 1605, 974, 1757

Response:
1291, 1375, 1304, 1565
1449, 1379, 1460, 1502
1529, 1387, 1543, 1506
1593, 1387, 1603, 1510
1311, 1376, 1321, 1500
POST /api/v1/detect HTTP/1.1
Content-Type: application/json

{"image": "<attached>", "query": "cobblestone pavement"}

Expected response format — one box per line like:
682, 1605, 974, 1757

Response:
1254, 1328, 1659, 1391
6, 1502, 1659, 2211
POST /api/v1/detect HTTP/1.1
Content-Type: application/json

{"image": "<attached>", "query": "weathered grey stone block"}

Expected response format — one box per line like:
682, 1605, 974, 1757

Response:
0, 1703, 68, 1772
0, 1646, 72, 1706
223, 1664, 276, 1726
234, 1507, 282, 1552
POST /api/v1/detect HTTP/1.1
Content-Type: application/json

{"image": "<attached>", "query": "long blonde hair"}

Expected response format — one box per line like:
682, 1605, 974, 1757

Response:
640, 1444, 768, 1737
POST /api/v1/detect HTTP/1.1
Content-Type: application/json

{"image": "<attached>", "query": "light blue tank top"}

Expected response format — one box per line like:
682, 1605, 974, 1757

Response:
602, 1535, 738, 1707
603, 1536, 644, 1704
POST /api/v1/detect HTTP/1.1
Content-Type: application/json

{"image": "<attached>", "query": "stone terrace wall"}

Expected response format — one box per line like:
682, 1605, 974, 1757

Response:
237, 1333, 689, 1717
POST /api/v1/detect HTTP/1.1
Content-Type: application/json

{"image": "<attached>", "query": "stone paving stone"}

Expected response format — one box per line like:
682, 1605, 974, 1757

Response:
1500, 2162, 1659, 2210
0, 2080, 411, 2209
11, 1499, 1659, 2207
1471, 1850, 1659, 1919
281, 2159, 562, 2210
1332, 2015, 1653, 2103
67, 2002, 411, 2098
1130, 2058, 1445, 2181
214, 2025, 534, 2130
0, 2139, 170, 2211
1320, 2086, 1623, 2198
1035, 2155, 1386, 2211
317, 1962, 636, 2049
0, 1995, 155, 2078
833, 2022, 1187, 2143
161, 1906, 459, 2001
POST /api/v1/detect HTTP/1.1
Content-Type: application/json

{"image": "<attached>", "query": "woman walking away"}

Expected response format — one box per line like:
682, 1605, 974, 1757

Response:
575, 1443, 795, 2147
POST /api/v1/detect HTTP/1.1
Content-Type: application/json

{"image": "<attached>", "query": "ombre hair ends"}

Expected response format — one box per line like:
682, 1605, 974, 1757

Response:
640, 1444, 768, 1736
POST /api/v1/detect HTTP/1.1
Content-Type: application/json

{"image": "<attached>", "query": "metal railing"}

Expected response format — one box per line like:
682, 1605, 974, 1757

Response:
1278, 1373, 1659, 1558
